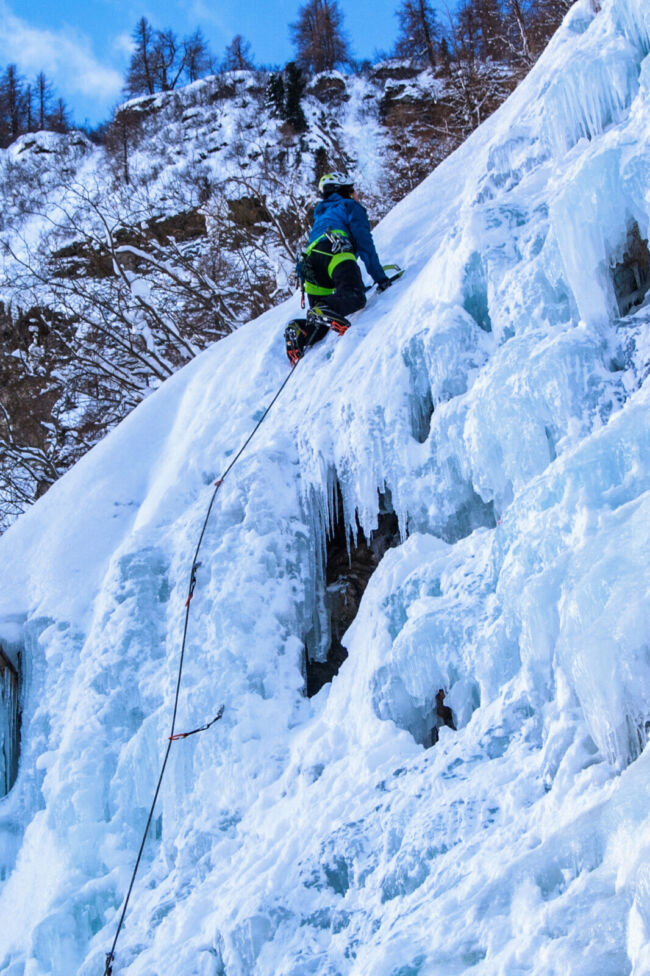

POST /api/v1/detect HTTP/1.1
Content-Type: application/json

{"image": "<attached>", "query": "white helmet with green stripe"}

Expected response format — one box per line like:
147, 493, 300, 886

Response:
318, 172, 354, 197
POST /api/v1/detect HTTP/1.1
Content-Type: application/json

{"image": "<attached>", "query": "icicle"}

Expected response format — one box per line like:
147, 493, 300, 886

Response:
543, 46, 638, 157
615, 0, 650, 57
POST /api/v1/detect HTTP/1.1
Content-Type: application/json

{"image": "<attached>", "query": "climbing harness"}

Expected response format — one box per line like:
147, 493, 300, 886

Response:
286, 266, 404, 364
296, 229, 356, 304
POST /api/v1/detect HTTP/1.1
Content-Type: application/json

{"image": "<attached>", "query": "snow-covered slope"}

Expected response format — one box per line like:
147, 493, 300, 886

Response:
0, 61, 463, 528
2, 0, 650, 972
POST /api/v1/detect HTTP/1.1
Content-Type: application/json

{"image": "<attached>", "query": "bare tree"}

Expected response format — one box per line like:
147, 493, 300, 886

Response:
394, 0, 440, 70
222, 35, 256, 71
48, 97, 70, 133
35, 72, 53, 129
0, 65, 25, 146
291, 0, 350, 73
0, 176, 244, 526
125, 17, 156, 96
153, 29, 187, 91
0, 141, 320, 526
184, 29, 212, 82
505, 0, 533, 62
24, 83, 33, 131
125, 19, 213, 95
473, 0, 506, 59
105, 109, 134, 184
455, 1, 479, 63
527, 0, 573, 55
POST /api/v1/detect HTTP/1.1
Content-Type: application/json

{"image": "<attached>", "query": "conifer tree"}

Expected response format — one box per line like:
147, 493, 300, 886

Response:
291, 0, 350, 73
0, 66, 71, 145
283, 62, 308, 132
266, 73, 285, 117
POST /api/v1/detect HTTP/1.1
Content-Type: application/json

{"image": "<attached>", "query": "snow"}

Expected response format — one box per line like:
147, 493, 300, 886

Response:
2, 0, 650, 972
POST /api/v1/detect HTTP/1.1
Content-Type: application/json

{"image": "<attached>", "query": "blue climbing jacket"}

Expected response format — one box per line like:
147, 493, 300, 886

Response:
308, 193, 387, 284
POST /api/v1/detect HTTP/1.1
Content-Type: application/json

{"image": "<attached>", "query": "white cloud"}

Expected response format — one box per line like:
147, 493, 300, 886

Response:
112, 32, 135, 58
0, 1, 123, 102
185, 0, 230, 36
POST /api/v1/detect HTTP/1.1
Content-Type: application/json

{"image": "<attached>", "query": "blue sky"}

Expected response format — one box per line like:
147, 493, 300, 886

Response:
2, 0, 425, 126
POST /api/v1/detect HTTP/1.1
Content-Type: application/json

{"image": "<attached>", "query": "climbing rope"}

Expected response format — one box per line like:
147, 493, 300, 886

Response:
101, 273, 404, 971
103, 347, 308, 976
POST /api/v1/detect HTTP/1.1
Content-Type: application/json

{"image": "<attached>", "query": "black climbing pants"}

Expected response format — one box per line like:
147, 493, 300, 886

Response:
307, 256, 367, 317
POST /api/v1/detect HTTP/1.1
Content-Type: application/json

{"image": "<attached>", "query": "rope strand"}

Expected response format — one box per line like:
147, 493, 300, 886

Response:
101, 296, 378, 971
103, 349, 307, 975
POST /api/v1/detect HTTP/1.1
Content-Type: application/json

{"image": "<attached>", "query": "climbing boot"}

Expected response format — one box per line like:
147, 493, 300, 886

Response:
284, 319, 308, 365
307, 305, 351, 336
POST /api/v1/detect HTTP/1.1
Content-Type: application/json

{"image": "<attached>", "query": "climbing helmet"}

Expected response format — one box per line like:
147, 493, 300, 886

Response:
318, 171, 354, 197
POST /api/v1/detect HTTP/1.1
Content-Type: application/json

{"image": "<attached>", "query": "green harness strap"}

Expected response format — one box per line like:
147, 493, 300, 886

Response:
327, 251, 357, 275
303, 231, 358, 295
304, 281, 336, 296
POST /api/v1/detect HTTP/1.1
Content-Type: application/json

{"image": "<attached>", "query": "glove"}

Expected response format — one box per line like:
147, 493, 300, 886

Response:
376, 277, 392, 293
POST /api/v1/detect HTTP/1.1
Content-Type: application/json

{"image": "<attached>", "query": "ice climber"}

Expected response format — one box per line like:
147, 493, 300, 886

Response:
285, 172, 391, 363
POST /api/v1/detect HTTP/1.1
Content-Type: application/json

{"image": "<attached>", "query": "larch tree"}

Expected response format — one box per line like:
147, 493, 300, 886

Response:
125, 19, 213, 95
152, 29, 187, 91
473, 0, 506, 60
184, 29, 212, 82
35, 72, 53, 129
24, 84, 33, 130
222, 35, 256, 71
394, 0, 440, 70
291, 0, 350, 73
0, 65, 24, 144
49, 97, 70, 133
125, 18, 156, 95
526, 0, 572, 55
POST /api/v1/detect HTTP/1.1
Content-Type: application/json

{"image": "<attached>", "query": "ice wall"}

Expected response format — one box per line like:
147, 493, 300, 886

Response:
0, 0, 650, 973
